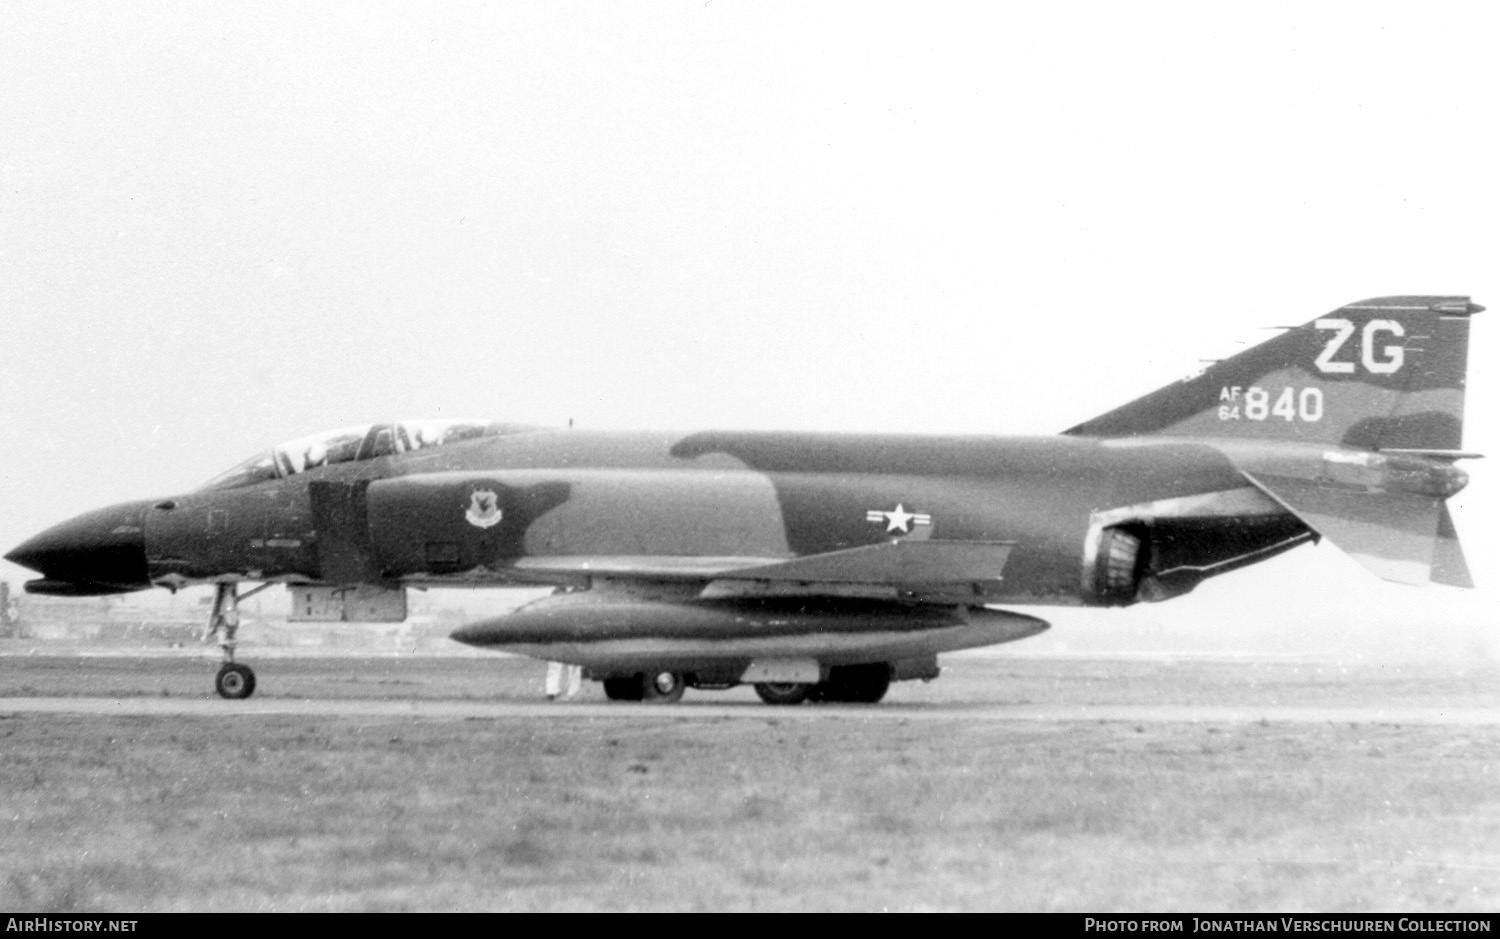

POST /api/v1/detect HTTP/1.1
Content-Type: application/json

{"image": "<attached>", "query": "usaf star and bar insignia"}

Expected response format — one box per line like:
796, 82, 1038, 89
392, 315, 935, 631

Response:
865, 503, 932, 534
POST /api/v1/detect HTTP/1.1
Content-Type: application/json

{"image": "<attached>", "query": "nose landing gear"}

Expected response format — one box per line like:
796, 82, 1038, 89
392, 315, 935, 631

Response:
205, 582, 270, 699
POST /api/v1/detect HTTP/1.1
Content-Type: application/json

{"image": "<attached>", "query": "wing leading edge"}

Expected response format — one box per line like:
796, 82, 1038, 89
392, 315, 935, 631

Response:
494, 539, 1015, 603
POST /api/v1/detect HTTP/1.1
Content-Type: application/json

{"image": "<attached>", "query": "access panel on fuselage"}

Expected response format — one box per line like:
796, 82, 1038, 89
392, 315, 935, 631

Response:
145, 489, 270, 581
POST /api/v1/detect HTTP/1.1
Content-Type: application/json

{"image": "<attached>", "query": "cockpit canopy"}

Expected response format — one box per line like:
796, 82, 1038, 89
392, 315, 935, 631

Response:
200, 420, 542, 491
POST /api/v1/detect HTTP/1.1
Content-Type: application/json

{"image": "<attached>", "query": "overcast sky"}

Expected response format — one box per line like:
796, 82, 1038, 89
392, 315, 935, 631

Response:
2, 3, 1496, 655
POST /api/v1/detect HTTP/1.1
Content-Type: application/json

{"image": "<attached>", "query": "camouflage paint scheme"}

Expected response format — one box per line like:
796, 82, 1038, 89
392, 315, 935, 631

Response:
6, 296, 1479, 702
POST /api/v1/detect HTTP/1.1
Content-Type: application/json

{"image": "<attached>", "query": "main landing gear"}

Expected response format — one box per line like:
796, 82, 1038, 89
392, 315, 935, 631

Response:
753, 682, 810, 705
602, 670, 687, 704
597, 664, 894, 705
754, 664, 892, 705
205, 582, 271, 699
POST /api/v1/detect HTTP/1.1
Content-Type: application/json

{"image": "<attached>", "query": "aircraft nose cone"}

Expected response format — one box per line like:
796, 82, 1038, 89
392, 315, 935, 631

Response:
5, 501, 152, 591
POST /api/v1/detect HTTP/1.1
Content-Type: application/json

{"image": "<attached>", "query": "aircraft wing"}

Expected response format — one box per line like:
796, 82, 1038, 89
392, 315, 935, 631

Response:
726, 539, 1013, 585
504, 555, 782, 579
1240, 471, 1471, 587
497, 539, 1015, 602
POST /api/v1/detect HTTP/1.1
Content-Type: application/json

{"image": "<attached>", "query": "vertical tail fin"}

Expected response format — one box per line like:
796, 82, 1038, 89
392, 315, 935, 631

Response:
1064, 295, 1481, 452
1066, 295, 1481, 589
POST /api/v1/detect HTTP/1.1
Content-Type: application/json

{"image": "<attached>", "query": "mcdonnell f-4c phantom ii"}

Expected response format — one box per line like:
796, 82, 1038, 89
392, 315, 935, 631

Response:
6, 295, 1481, 702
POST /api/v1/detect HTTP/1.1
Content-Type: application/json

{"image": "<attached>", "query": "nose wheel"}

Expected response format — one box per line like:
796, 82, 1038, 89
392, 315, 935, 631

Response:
216, 663, 256, 699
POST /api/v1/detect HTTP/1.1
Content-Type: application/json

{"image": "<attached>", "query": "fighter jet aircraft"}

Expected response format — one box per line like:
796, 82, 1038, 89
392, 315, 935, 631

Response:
6, 295, 1479, 703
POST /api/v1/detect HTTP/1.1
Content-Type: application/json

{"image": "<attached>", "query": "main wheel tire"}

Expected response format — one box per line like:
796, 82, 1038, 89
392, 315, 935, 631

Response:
818, 664, 890, 704
603, 676, 644, 701
640, 670, 686, 704
754, 682, 811, 706
215, 663, 256, 700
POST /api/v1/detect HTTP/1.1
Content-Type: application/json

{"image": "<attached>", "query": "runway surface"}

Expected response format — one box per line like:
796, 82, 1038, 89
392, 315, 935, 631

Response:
2, 696, 1496, 724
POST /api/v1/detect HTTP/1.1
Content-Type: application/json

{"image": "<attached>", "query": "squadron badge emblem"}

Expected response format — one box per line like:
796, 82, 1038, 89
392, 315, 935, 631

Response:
465, 489, 503, 529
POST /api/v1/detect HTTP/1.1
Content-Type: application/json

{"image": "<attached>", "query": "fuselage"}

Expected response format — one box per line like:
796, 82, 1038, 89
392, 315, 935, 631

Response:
8, 427, 1321, 608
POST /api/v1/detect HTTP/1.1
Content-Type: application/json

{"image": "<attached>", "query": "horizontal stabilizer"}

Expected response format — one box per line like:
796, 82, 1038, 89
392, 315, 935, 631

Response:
1431, 504, 1474, 588
727, 539, 1015, 586
1242, 471, 1446, 586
